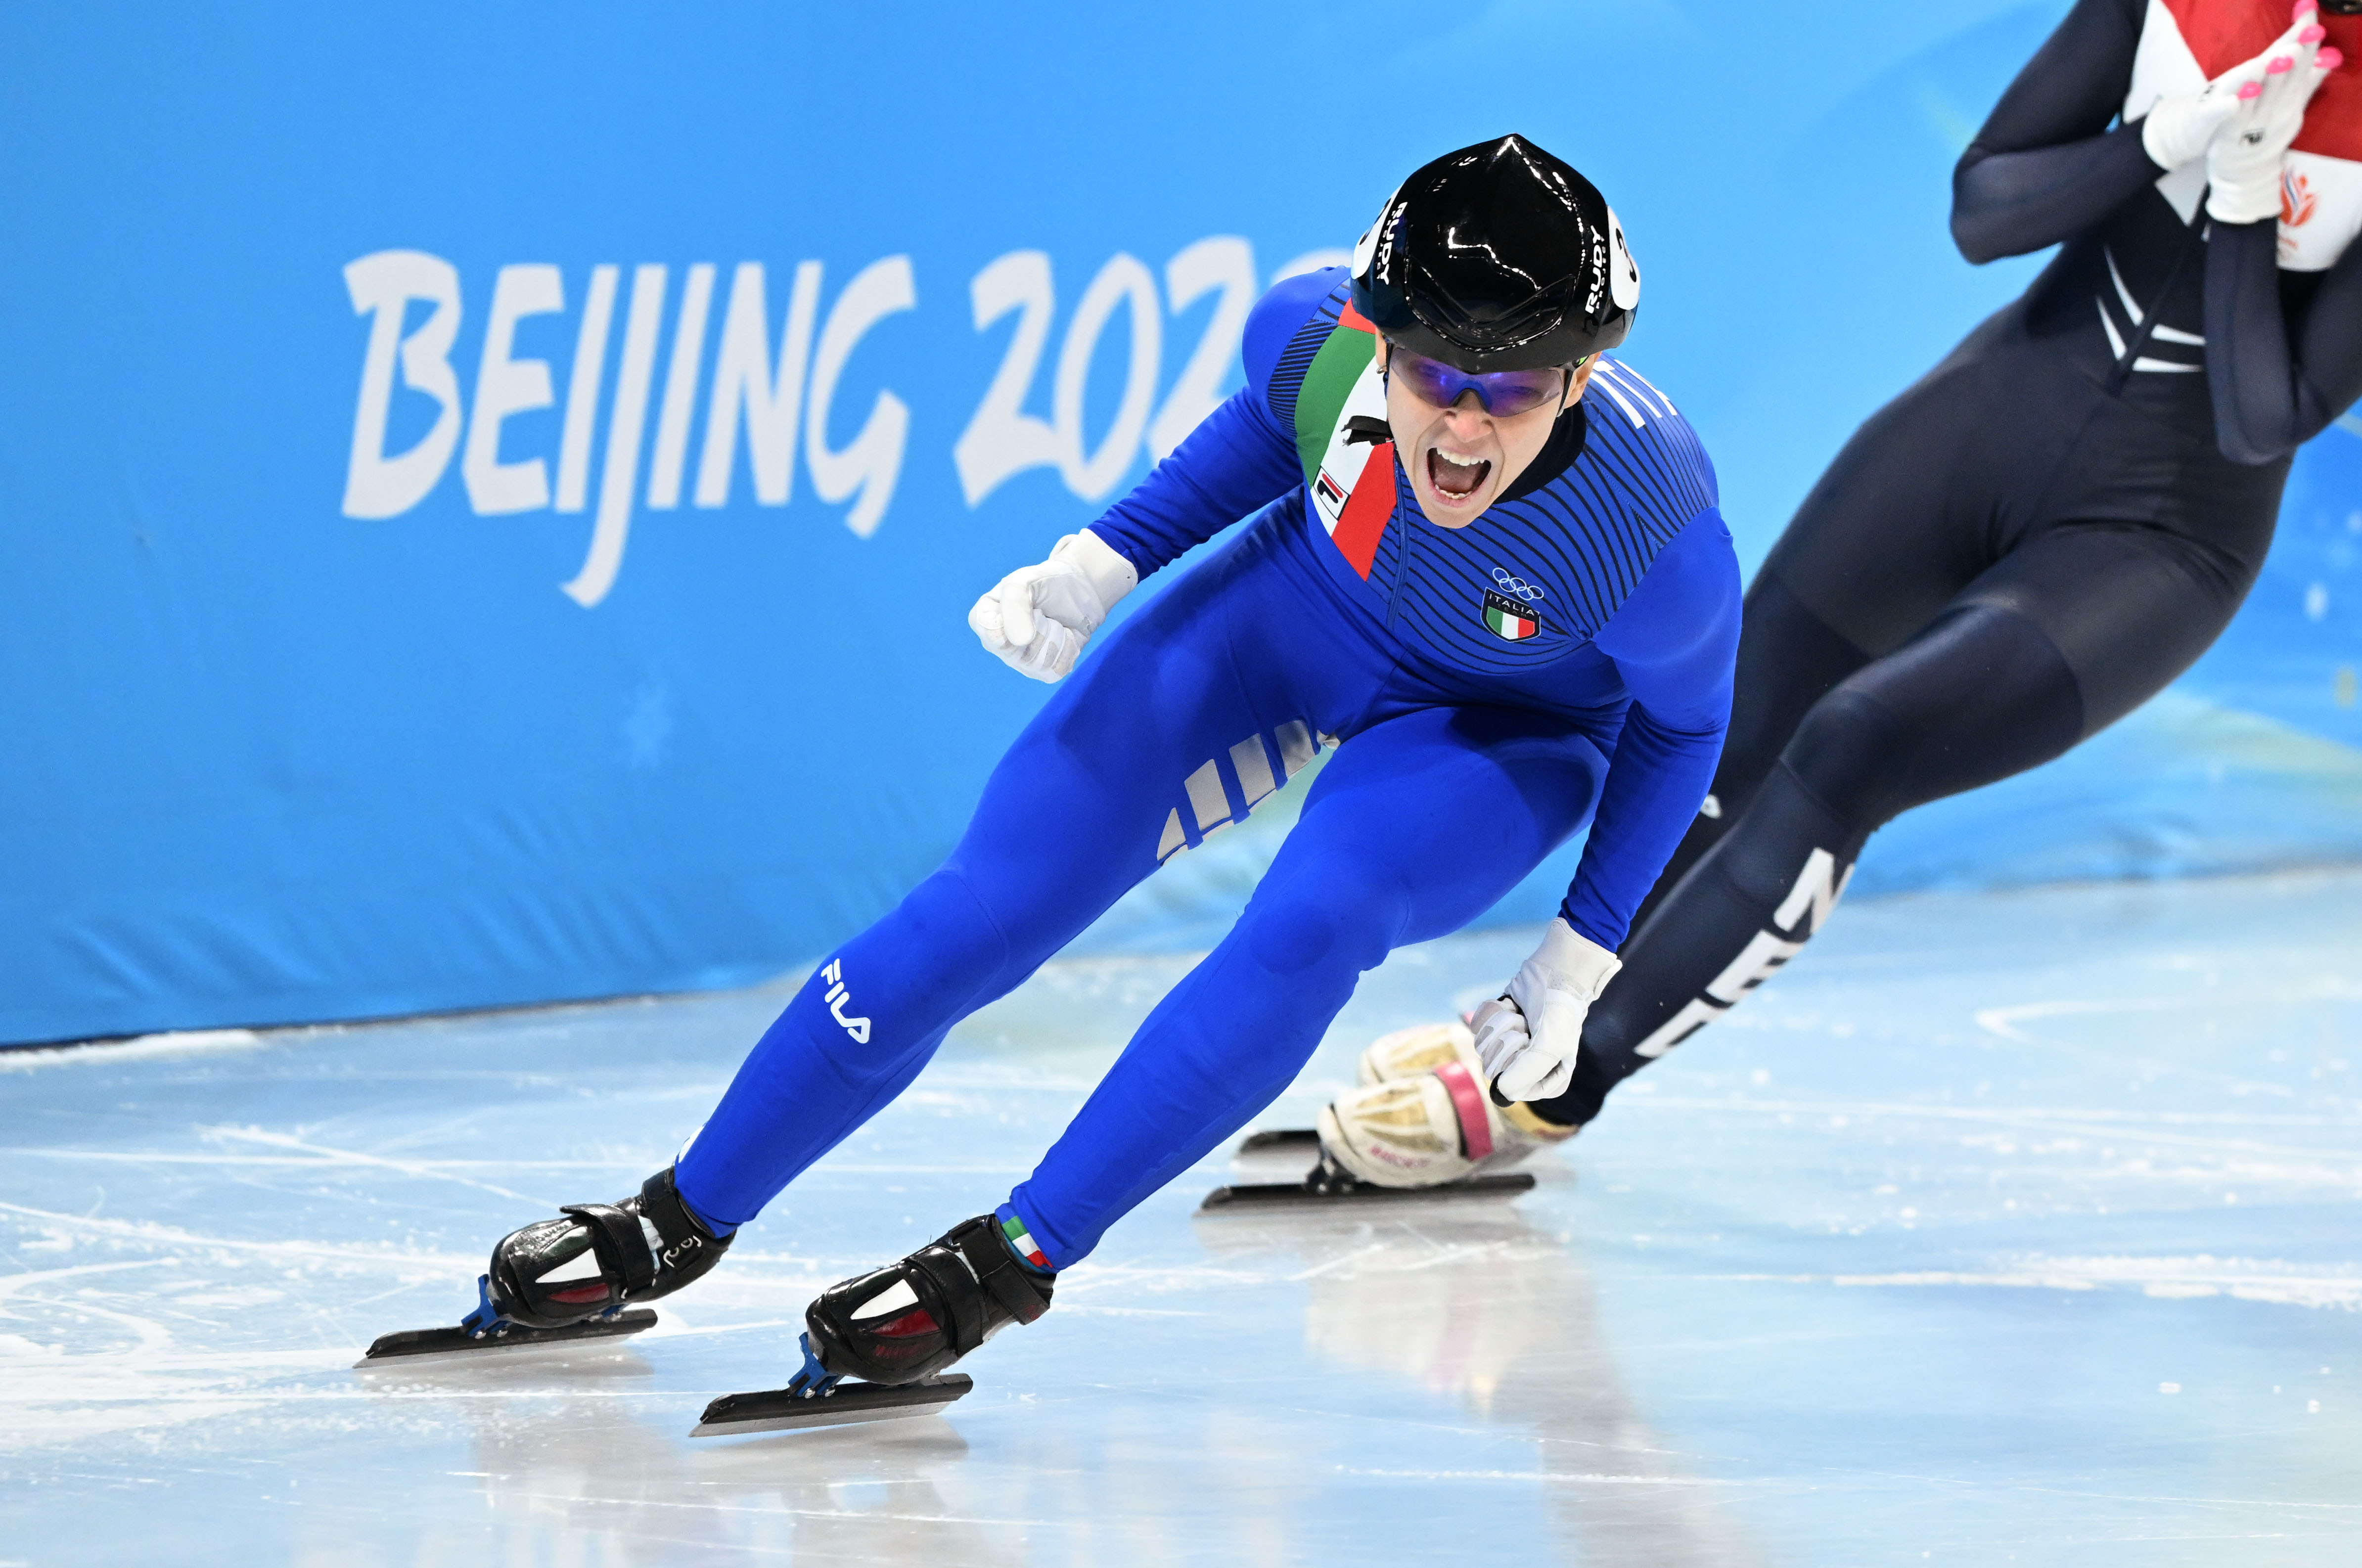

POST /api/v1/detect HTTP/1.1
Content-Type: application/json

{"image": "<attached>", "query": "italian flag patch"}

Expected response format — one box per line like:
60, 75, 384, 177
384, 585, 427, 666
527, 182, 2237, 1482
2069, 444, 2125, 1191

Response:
1482, 588, 1542, 641
999, 1213, 1048, 1269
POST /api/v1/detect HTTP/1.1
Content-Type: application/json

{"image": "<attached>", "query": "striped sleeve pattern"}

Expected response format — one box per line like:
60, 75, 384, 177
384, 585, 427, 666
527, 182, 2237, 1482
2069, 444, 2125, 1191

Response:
1264, 283, 1348, 435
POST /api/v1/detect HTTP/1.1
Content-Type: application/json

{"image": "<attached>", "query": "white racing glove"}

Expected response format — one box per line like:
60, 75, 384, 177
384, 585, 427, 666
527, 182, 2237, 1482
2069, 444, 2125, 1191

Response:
967, 530, 1138, 683
2140, 5, 2328, 173
1469, 918, 1622, 1103
2206, 8, 2337, 224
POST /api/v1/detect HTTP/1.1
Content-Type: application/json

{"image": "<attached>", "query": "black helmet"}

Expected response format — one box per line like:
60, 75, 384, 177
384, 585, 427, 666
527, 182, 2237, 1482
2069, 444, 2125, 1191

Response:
1350, 134, 1639, 372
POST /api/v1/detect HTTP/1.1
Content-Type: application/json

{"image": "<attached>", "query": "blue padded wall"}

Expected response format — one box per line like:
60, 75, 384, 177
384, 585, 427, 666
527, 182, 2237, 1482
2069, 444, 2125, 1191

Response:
2, 2, 2355, 1041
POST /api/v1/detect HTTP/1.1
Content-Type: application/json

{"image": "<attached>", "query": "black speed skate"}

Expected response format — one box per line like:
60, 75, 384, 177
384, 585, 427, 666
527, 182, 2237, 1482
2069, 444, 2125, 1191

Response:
690, 1214, 1048, 1437
358, 1166, 731, 1367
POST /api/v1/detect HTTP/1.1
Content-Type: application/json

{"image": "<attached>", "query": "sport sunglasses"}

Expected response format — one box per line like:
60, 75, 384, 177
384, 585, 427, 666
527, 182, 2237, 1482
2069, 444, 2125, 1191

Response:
1383, 343, 1587, 418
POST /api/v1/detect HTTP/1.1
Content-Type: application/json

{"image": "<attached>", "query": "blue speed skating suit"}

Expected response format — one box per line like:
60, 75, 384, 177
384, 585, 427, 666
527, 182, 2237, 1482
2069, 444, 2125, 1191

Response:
674, 267, 1741, 1264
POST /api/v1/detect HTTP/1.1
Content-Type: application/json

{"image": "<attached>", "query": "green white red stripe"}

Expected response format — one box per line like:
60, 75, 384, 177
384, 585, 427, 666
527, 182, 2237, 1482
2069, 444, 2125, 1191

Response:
1000, 1213, 1048, 1269
1291, 308, 1394, 581
1486, 606, 1536, 640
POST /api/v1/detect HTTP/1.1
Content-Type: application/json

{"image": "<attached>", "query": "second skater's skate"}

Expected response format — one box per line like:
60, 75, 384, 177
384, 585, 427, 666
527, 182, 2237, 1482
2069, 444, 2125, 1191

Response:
1202, 1016, 1573, 1210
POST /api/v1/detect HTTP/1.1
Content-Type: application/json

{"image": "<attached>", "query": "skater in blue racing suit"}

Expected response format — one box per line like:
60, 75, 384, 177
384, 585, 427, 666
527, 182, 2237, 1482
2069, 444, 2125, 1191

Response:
463, 136, 1741, 1394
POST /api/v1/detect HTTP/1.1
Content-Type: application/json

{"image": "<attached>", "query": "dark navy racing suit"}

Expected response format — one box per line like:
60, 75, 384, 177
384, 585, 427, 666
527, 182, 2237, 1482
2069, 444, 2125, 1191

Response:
1548, 0, 2362, 1124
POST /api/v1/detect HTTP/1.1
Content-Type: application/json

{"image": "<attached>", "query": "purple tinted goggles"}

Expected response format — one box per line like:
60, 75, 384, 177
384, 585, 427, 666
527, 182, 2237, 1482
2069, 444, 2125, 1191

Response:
1384, 343, 1584, 418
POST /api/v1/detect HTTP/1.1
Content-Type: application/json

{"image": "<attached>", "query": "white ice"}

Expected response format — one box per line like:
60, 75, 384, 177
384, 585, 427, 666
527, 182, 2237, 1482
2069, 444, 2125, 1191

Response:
3, 868, 2361, 1565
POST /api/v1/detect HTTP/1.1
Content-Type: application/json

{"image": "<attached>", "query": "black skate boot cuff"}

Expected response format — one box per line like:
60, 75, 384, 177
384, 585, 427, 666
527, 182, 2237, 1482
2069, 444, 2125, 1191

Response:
560, 1202, 657, 1294
639, 1167, 734, 1261
949, 1216, 1054, 1325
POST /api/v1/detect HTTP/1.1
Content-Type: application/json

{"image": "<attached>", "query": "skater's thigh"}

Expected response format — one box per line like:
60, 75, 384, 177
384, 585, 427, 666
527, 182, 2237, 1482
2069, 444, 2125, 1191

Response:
1951, 518, 2261, 738
948, 535, 1358, 938
1252, 705, 1609, 958
1761, 359, 2020, 659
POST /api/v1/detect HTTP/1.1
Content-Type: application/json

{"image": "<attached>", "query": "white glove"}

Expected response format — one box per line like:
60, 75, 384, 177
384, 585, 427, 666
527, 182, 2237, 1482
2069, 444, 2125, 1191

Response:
2206, 10, 2336, 224
2142, 6, 2325, 172
967, 530, 1137, 683
1469, 918, 1623, 1103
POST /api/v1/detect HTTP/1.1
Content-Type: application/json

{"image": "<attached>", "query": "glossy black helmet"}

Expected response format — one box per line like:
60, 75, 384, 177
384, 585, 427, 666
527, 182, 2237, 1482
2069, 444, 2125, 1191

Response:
1351, 134, 1639, 372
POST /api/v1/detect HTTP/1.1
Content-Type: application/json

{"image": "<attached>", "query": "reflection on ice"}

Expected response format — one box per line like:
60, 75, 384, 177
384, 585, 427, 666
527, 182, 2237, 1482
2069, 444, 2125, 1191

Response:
1201, 1206, 1771, 1566
5, 868, 2362, 1564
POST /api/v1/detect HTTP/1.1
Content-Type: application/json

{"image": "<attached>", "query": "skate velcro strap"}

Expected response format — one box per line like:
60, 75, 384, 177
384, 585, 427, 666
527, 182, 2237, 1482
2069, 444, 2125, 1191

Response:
561, 1203, 656, 1294
951, 1219, 1051, 1325
1433, 1061, 1494, 1162
907, 1247, 989, 1355
637, 1167, 715, 1247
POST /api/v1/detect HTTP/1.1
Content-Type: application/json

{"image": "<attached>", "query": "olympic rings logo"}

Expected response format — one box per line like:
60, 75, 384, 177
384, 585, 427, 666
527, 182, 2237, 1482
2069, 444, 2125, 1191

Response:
1490, 568, 1546, 602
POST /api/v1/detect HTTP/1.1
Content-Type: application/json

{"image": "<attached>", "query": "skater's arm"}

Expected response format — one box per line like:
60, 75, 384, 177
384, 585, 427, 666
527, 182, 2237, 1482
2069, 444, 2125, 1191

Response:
2205, 222, 2362, 462
1565, 511, 1741, 949
1087, 270, 1334, 580
1951, 0, 2160, 264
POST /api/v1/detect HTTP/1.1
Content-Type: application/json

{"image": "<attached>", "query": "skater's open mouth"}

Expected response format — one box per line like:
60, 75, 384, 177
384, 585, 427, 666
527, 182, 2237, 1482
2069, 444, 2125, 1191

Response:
1426, 447, 1491, 501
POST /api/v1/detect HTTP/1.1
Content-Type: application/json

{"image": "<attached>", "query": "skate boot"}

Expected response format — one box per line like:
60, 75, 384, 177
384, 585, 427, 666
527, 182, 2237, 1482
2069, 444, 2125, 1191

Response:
1317, 1009, 1575, 1188
1355, 1018, 1480, 1085
477, 1165, 734, 1331
787, 1214, 1053, 1395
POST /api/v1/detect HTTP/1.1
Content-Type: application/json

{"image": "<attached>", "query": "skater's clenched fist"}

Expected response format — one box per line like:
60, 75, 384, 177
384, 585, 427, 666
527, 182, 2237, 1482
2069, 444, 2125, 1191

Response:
1472, 918, 1623, 1103
968, 530, 1138, 683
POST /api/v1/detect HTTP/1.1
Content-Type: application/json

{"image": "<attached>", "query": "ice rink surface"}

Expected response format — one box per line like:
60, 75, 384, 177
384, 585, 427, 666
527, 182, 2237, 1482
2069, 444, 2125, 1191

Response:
4, 869, 2361, 1567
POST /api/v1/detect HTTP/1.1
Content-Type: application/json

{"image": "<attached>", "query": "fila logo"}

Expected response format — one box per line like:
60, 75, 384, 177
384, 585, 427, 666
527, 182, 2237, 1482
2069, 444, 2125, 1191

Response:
821, 959, 873, 1045
1632, 847, 1853, 1060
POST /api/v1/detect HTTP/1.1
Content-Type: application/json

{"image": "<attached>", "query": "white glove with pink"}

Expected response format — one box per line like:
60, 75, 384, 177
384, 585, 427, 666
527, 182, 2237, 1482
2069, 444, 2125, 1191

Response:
1469, 918, 1623, 1102
967, 530, 1138, 683
2206, 4, 2342, 224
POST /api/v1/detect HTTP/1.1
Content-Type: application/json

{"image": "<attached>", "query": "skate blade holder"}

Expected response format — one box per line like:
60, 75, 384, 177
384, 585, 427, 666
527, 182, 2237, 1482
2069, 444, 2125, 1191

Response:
352, 1308, 659, 1370
1197, 1165, 1535, 1211
1234, 1127, 1321, 1155
690, 1374, 974, 1437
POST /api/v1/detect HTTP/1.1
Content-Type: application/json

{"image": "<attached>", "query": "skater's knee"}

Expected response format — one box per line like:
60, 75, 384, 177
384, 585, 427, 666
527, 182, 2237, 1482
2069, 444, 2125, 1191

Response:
1781, 688, 1914, 830
805, 869, 1016, 1067
889, 867, 1018, 999
1240, 864, 1405, 978
1784, 607, 2084, 826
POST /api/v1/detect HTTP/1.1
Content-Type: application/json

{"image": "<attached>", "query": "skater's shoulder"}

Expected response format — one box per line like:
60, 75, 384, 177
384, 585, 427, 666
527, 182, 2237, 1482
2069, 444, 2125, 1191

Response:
1243, 266, 1354, 395
1545, 355, 1718, 520
1578, 358, 1706, 463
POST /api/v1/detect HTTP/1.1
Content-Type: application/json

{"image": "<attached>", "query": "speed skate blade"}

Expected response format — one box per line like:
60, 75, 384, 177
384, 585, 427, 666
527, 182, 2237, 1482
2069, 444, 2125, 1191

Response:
354, 1307, 659, 1369
1197, 1171, 1535, 1211
691, 1374, 974, 1437
1235, 1127, 1319, 1155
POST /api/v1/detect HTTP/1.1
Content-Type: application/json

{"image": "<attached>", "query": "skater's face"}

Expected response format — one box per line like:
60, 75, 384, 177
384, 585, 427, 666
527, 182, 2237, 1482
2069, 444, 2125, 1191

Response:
1381, 341, 1597, 528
